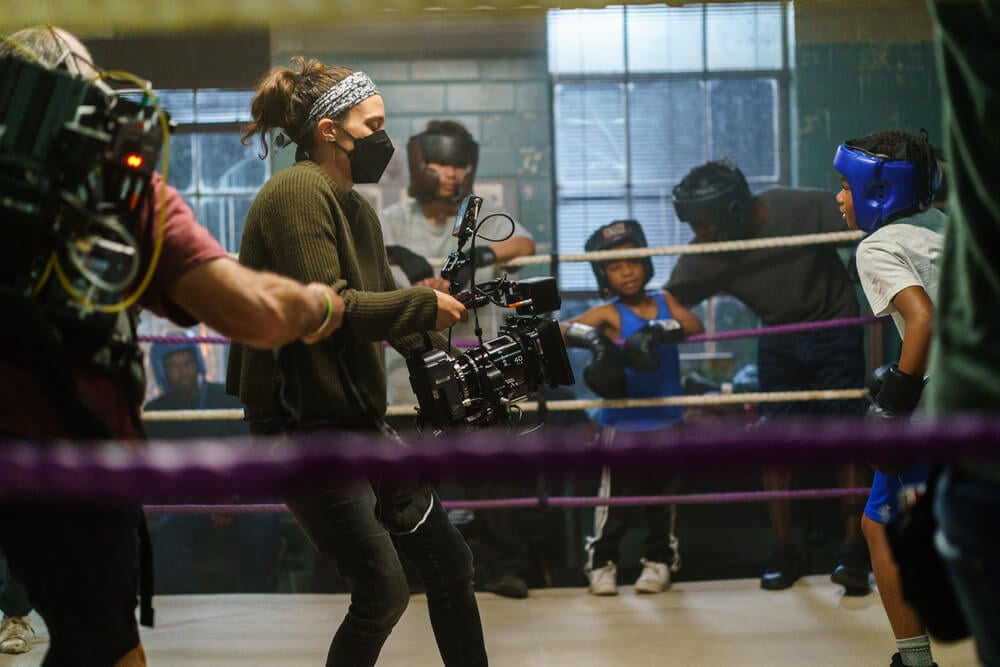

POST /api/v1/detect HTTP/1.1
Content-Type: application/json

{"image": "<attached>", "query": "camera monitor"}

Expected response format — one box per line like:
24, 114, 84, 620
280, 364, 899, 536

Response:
450, 194, 483, 248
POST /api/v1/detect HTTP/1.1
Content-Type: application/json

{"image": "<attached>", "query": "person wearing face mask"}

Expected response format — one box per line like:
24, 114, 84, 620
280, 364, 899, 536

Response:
228, 58, 486, 666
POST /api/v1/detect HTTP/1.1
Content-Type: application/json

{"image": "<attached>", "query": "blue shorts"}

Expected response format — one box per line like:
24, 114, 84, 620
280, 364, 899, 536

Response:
864, 464, 932, 524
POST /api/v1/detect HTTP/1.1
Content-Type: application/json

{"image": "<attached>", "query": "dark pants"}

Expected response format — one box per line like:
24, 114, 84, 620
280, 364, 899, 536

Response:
0, 502, 142, 666
935, 467, 1000, 667
286, 481, 487, 667
586, 427, 679, 569
0, 558, 32, 618
756, 327, 868, 547
152, 513, 283, 594
465, 479, 535, 585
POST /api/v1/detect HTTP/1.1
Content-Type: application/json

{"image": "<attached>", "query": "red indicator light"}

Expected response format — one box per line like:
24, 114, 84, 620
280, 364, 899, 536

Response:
125, 154, 144, 169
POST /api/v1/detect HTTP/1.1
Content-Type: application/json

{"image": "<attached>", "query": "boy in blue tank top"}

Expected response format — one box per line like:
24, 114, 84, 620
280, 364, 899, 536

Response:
563, 220, 704, 595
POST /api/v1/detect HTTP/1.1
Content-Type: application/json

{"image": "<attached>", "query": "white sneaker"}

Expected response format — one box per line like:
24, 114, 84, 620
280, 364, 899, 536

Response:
0, 615, 34, 654
588, 561, 618, 596
634, 558, 670, 594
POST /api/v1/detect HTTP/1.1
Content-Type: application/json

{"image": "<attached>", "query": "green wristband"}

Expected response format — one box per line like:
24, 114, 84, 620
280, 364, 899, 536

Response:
308, 291, 334, 337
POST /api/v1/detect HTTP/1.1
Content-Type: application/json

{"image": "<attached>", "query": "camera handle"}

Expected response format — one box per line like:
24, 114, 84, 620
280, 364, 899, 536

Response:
451, 195, 483, 250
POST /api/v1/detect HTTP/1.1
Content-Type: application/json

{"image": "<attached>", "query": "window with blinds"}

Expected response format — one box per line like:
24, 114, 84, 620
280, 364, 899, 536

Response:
150, 89, 268, 253
548, 3, 793, 292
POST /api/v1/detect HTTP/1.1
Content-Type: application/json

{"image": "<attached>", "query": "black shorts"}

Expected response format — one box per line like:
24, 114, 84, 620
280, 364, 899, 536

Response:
757, 326, 866, 419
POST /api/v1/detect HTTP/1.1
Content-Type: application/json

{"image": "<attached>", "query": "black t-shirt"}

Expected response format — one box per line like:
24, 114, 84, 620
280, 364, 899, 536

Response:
144, 382, 246, 440
665, 187, 859, 325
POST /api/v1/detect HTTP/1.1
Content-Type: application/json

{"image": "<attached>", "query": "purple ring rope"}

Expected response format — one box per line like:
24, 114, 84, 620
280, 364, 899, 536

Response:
1, 416, 998, 503
139, 315, 888, 348
682, 315, 885, 344
143, 487, 871, 514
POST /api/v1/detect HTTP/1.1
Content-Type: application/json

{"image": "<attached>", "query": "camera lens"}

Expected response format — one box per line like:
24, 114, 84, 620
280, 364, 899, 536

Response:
407, 316, 574, 432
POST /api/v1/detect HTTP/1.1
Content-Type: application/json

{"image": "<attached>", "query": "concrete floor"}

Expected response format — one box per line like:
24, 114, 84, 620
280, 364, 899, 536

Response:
0, 575, 980, 666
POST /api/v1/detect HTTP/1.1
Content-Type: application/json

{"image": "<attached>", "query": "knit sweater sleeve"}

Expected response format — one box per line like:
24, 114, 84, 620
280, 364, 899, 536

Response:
256, 164, 439, 341
389, 330, 453, 358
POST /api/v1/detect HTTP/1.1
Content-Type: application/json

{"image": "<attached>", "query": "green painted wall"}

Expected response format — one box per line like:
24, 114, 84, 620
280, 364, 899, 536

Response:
796, 41, 941, 190
794, 3, 942, 190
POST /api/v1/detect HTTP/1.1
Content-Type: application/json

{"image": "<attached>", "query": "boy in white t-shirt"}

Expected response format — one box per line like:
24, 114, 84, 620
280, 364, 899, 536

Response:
833, 129, 945, 667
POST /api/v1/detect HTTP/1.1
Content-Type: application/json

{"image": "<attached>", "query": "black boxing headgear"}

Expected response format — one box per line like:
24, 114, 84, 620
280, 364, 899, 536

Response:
407, 132, 479, 203
585, 219, 654, 294
672, 160, 753, 241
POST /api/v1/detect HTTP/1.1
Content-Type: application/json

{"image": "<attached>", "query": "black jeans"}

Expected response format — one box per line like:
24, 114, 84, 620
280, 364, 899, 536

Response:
935, 466, 1000, 666
286, 480, 488, 667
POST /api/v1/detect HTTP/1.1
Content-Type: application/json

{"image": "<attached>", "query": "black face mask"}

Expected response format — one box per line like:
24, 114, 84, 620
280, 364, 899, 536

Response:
337, 128, 395, 184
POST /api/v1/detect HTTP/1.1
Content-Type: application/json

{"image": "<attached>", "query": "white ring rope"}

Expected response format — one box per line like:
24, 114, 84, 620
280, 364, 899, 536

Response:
141, 388, 867, 422
224, 229, 864, 265
201, 229, 868, 425
434, 229, 865, 268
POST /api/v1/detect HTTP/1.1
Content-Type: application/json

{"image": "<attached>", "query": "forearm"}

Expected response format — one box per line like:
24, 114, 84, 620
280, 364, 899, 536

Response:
341, 285, 439, 341
663, 291, 704, 336
169, 258, 339, 349
898, 313, 933, 377
491, 236, 535, 263
891, 285, 935, 377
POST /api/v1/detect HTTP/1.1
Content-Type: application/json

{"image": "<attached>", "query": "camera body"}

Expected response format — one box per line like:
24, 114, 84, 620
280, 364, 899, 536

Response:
406, 194, 575, 434
0, 55, 166, 321
407, 277, 575, 433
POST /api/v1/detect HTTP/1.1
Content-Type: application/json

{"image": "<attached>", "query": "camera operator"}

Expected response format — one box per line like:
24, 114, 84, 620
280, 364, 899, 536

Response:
0, 26, 344, 666
381, 120, 540, 599
228, 59, 488, 666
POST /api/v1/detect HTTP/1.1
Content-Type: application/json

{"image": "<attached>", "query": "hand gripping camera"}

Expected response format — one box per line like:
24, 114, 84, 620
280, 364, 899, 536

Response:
406, 195, 575, 433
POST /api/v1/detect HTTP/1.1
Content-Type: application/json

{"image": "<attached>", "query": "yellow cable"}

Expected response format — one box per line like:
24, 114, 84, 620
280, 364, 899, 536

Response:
51, 69, 171, 314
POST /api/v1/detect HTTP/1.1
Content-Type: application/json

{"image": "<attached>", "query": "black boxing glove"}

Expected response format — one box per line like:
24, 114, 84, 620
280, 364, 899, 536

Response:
868, 363, 926, 418
565, 322, 627, 398
624, 319, 685, 372
386, 245, 434, 284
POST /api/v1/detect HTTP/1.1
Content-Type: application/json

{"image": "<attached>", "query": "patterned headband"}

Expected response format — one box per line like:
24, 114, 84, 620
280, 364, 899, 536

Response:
305, 70, 380, 125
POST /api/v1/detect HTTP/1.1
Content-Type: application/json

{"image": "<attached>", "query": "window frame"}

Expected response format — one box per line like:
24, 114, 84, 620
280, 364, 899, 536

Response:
548, 3, 794, 298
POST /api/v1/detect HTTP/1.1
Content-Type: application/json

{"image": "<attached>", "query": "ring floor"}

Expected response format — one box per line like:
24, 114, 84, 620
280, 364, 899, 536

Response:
0, 575, 980, 666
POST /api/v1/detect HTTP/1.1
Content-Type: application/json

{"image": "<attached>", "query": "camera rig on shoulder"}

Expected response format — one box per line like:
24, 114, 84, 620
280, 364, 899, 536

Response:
0, 54, 169, 330
406, 195, 575, 435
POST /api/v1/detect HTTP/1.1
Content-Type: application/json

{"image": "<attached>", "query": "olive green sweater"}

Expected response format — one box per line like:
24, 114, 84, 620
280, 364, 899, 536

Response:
226, 160, 446, 426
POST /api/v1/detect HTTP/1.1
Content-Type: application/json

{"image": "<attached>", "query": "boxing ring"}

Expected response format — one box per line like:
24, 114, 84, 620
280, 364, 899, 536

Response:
9, 227, 995, 519
0, 231, 990, 666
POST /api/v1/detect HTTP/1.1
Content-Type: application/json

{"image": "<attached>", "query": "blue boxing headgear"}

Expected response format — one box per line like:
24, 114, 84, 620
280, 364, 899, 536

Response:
833, 134, 940, 233
585, 219, 654, 294
672, 160, 753, 241
149, 338, 206, 392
